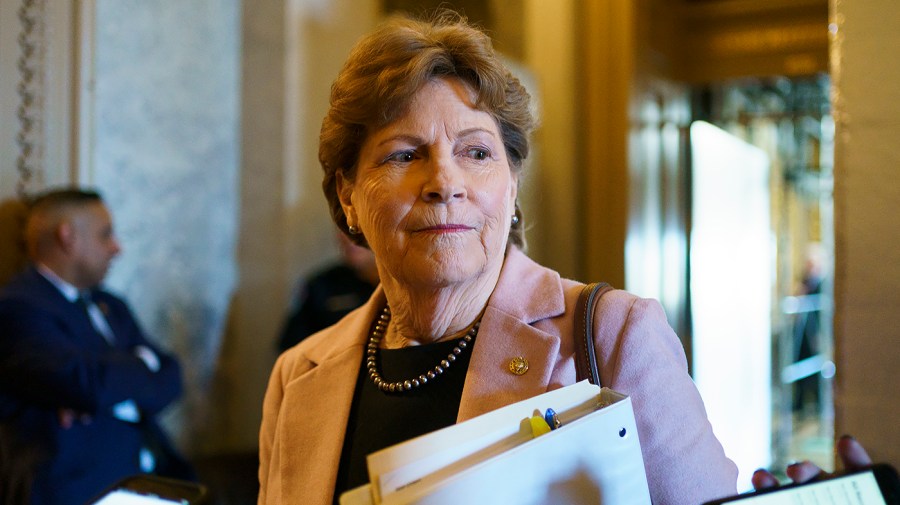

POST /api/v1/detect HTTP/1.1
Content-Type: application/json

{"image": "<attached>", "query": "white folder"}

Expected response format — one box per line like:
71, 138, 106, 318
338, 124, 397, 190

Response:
340, 380, 651, 505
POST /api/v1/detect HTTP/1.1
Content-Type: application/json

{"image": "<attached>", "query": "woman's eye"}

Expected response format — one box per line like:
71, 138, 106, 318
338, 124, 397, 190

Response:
385, 151, 415, 163
465, 148, 489, 160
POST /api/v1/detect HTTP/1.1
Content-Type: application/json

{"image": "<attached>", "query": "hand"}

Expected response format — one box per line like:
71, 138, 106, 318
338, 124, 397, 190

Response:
751, 435, 873, 489
133, 344, 161, 372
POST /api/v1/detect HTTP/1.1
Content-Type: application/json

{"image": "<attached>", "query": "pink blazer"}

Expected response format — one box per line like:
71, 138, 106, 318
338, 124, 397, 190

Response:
259, 247, 738, 505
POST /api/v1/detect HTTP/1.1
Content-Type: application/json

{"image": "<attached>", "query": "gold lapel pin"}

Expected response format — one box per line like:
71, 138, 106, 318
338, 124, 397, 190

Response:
508, 356, 529, 375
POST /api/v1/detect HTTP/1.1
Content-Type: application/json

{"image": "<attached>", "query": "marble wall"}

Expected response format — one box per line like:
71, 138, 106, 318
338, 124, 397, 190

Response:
90, 0, 241, 453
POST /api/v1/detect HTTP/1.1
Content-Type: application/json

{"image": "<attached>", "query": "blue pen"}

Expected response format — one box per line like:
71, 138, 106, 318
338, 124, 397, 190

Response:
544, 408, 561, 430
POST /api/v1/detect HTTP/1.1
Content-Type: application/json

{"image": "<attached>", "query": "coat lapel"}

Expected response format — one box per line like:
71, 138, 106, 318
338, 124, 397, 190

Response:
273, 293, 382, 504
457, 248, 566, 421
277, 345, 363, 504
28, 268, 112, 349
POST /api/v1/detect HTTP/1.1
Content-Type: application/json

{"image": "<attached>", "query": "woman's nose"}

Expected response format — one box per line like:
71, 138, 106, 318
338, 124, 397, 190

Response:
421, 156, 467, 203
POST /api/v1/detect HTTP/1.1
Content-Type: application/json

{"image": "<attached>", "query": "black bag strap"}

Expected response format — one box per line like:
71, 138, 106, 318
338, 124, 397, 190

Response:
574, 282, 613, 385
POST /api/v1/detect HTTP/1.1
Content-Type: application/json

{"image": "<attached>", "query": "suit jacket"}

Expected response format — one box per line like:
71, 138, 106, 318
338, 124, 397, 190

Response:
0, 266, 183, 505
259, 247, 738, 505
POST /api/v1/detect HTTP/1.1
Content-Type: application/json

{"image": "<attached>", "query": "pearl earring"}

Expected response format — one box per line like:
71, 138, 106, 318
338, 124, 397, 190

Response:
511, 214, 520, 225
348, 225, 360, 234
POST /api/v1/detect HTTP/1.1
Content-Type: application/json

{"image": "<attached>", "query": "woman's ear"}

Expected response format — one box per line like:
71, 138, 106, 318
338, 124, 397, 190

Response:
335, 170, 356, 225
509, 173, 519, 215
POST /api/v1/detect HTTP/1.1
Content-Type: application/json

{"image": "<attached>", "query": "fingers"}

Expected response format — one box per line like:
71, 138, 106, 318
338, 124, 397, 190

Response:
757, 435, 872, 491
836, 435, 872, 470
751, 469, 781, 490
786, 460, 824, 483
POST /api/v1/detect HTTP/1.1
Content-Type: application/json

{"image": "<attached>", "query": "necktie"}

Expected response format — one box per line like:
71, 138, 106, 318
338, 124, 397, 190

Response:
76, 292, 141, 423
76, 292, 115, 345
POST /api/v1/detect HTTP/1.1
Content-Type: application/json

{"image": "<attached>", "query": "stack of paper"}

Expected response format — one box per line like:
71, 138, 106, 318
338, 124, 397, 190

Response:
340, 380, 651, 505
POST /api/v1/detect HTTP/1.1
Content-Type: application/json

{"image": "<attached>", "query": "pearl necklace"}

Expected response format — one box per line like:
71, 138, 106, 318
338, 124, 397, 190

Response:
366, 305, 479, 393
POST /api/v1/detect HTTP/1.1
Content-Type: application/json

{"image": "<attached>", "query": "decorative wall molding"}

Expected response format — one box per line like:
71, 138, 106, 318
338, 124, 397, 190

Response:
11, 0, 93, 197
15, 0, 45, 197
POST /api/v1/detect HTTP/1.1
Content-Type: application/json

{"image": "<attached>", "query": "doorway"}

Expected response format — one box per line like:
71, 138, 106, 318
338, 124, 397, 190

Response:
690, 75, 835, 484
576, 0, 834, 491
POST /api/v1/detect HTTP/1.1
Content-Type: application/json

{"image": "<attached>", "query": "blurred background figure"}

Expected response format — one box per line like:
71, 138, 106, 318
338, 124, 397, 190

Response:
792, 243, 827, 416
0, 188, 191, 505
277, 232, 379, 352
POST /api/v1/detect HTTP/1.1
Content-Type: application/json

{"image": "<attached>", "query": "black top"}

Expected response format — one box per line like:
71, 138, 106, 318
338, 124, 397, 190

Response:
332, 334, 475, 502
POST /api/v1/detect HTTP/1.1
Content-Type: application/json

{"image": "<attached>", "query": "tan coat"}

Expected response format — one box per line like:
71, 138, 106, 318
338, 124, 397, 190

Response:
259, 247, 738, 505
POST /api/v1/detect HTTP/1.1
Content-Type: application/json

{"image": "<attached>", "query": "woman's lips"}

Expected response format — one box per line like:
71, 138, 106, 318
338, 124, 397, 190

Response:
416, 224, 474, 233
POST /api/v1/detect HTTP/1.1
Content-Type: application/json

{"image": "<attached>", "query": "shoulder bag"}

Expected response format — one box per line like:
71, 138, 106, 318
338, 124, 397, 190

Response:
574, 282, 613, 385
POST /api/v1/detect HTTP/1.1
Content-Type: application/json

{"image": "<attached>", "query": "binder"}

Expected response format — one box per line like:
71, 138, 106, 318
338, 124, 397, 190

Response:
340, 380, 651, 505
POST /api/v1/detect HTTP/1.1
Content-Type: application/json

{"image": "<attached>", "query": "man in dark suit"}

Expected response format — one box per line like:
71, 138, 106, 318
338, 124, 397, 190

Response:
0, 188, 187, 505
277, 233, 378, 352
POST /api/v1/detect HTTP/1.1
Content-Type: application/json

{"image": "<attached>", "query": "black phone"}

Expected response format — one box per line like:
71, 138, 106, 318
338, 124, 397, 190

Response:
703, 463, 900, 505
86, 474, 209, 505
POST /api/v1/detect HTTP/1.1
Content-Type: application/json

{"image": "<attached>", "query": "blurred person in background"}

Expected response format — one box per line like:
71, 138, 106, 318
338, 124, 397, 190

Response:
278, 232, 378, 352
0, 188, 190, 505
792, 243, 827, 416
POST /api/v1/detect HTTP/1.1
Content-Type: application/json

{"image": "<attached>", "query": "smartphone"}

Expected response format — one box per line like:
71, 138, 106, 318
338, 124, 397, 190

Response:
703, 464, 900, 505
87, 474, 208, 505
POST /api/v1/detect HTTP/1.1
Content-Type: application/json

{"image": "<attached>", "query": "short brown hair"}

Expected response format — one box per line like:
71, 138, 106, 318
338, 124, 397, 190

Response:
27, 188, 103, 213
319, 10, 534, 248
24, 188, 104, 259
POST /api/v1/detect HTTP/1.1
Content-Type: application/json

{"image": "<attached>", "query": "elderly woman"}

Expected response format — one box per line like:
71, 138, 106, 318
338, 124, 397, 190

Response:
259, 12, 737, 505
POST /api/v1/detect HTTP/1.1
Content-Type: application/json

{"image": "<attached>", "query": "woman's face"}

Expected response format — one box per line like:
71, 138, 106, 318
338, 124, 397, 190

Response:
338, 77, 518, 290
